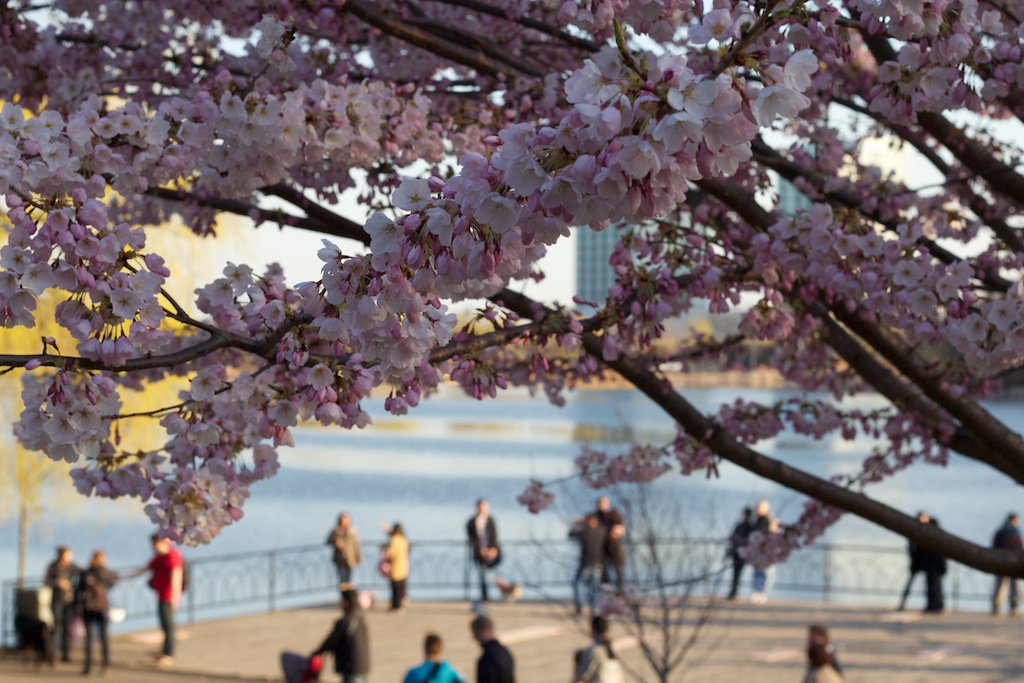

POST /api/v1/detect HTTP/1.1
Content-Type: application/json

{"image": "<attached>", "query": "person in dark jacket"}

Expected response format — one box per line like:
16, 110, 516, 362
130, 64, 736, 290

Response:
726, 507, 753, 600
898, 511, 930, 611
314, 590, 370, 683
807, 623, 841, 675
43, 545, 80, 663
570, 514, 607, 615
595, 497, 626, 596
471, 615, 515, 683
991, 513, 1021, 615
76, 550, 118, 676
467, 499, 501, 602
919, 518, 947, 613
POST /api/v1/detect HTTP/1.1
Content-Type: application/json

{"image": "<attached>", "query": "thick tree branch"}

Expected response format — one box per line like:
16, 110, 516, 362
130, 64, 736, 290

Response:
830, 303, 1024, 480
144, 185, 368, 243
341, 0, 540, 78
496, 286, 1024, 576
697, 177, 1024, 482
419, 0, 603, 52
600, 341, 1024, 577
260, 184, 371, 245
0, 314, 312, 373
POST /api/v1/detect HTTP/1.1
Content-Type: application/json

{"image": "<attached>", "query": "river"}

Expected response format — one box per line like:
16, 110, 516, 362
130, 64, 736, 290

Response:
2, 386, 1021, 590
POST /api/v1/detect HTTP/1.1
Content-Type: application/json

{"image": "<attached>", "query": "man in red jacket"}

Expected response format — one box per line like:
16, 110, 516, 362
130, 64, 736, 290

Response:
142, 535, 183, 667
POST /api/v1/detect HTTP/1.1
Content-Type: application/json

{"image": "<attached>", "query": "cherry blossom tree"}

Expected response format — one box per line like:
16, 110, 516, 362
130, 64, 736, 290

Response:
0, 0, 1021, 577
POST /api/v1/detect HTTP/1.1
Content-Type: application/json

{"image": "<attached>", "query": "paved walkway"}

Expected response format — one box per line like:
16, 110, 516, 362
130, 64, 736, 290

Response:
2, 599, 1023, 682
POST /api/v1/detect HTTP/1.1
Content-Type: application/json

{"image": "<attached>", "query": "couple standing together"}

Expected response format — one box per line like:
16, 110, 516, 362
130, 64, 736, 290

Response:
467, 496, 626, 608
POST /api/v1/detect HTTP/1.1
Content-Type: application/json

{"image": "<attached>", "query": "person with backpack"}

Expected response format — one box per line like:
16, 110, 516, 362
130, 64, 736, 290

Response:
402, 633, 465, 683
76, 550, 118, 676
572, 616, 624, 683
991, 513, 1022, 615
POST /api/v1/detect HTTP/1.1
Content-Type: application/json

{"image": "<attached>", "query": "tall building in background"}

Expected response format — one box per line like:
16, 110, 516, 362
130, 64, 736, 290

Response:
575, 225, 621, 307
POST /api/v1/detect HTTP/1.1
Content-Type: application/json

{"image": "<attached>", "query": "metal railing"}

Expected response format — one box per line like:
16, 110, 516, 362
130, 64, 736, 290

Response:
0, 537, 1000, 648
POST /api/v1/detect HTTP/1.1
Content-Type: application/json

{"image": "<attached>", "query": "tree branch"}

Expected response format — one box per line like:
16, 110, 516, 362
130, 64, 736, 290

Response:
859, 31, 1024, 254
749, 137, 1014, 292
144, 185, 368, 243
602, 342, 1024, 577
419, 0, 603, 52
341, 0, 540, 78
697, 176, 1024, 483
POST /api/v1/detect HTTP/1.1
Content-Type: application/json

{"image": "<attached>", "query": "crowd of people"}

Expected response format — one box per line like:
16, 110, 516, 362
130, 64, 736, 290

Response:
21, 534, 183, 673
17, 498, 1021, 681
726, 503, 1021, 615
303, 497, 631, 682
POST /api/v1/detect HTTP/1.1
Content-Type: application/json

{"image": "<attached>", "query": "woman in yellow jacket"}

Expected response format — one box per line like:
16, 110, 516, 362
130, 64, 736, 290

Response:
384, 523, 410, 612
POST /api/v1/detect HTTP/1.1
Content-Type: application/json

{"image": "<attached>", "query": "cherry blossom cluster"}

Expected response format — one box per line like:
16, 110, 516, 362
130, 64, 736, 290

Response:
751, 201, 1024, 379
14, 344, 381, 543
516, 480, 557, 513
555, 0, 690, 39
575, 443, 673, 488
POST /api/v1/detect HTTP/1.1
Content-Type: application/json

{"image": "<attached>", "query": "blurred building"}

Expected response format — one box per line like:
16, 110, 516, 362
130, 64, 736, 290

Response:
575, 225, 621, 307
778, 178, 812, 216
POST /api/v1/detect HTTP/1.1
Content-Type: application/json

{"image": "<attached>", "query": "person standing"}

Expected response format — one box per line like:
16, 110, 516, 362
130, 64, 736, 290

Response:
572, 615, 625, 683
991, 513, 1022, 616
750, 499, 777, 604
141, 534, 183, 666
76, 550, 118, 676
570, 513, 607, 616
919, 518, 947, 614
595, 497, 626, 596
314, 589, 370, 683
43, 545, 79, 663
898, 511, 930, 611
327, 513, 363, 592
467, 499, 501, 603
402, 633, 466, 683
470, 615, 515, 683
384, 523, 410, 612
726, 507, 753, 600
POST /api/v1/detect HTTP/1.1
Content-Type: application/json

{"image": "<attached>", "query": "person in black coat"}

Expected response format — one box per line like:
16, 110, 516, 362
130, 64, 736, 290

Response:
898, 511, 930, 611
76, 550, 118, 675
570, 514, 607, 615
919, 518, 947, 614
467, 499, 501, 602
595, 497, 626, 596
314, 590, 370, 683
43, 545, 80, 663
727, 507, 753, 600
471, 615, 515, 683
